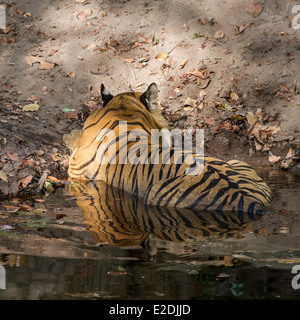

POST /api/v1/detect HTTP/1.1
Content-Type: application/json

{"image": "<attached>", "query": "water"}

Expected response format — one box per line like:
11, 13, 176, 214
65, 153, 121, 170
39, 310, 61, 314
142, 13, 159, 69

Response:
0, 166, 299, 300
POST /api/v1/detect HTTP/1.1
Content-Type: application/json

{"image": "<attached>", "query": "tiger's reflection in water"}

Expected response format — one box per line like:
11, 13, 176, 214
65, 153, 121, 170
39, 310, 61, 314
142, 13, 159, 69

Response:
69, 180, 263, 261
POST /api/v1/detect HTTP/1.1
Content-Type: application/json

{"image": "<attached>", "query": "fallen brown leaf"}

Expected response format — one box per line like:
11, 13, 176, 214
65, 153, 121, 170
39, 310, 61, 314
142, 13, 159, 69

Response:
6, 153, 18, 162
64, 110, 78, 121
19, 204, 34, 211
246, 0, 262, 16
0, 171, 8, 183
187, 70, 207, 79
26, 55, 43, 66
19, 175, 33, 188
76, 9, 92, 20
215, 122, 232, 133
179, 59, 188, 69
52, 153, 60, 162
38, 60, 55, 70
121, 57, 134, 63
15, 7, 25, 15
200, 80, 210, 89
268, 155, 282, 164
138, 33, 147, 42
56, 213, 66, 220
280, 148, 300, 170
2, 205, 19, 213
155, 52, 168, 62
198, 18, 207, 25
48, 49, 58, 56
204, 117, 215, 126
184, 97, 197, 109
214, 30, 225, 40
230, 91, 239, 101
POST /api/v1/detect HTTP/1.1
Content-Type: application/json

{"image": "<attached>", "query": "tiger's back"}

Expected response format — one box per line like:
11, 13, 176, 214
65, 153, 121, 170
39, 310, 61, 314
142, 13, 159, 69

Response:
65, 83, 273, 214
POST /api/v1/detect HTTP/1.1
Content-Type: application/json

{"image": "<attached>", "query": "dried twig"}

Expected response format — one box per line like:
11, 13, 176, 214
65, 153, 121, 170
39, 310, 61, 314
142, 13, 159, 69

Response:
125, 61, 136, 81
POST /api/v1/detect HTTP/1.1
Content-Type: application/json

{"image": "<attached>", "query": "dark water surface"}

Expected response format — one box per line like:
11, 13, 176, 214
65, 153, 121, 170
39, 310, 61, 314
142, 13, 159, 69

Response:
0, 166, 300, 300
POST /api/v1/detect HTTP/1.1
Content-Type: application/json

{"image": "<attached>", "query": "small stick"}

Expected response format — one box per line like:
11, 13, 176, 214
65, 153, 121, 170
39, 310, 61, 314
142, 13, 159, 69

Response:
37, 172, 48, 193
247, 119, 259, 135
125, 61, 136, 81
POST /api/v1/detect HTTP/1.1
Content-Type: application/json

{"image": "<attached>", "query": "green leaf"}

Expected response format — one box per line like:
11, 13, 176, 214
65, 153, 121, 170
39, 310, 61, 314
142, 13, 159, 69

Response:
62, 107, 76, 113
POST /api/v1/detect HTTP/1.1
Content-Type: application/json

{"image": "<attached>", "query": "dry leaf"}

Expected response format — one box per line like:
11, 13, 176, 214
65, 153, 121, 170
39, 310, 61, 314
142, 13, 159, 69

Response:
198, 18, 207, 25
214, 30, 225, 40
65, 110, 78, 121
179, 59, 188, 69
155, 52, 168, 62
19, 175, 33, 188
22, 104, 40, 111
38, 60, 55, 70
121, 57, 134, 63
246, 111, 258, 128
138, 33, 147, 42
239, 24, 248, 33
0, 171, 8, 183
268, 155, 282, 164
230, 91, 239, 101
48, 49, 58, 56
199, 90, 207, 98
184, 97, 197, 109
261, 228, 269, 235
246, 0, 262, 16
285, 148, 295, 159
56, 213, 66, 220
254, 139, 262, 151
15, 7, 25, 15
52, 153, 60, 162
280, 148, 300, 170
34, 150, 45, 156
76, 9, 93, 20
86, 43, 97, 50
216, 122, 232, 133
2, 24, 11, 34
187, 70, 207, 79
219, 89, 229, 98
204, 117, 215, 126
200, 80, 210, 89
21, 158, 36, 167
259, 125, 280, 137
7, 153, 18, 161
26, 55, 43, 66
47, 176, 61, 184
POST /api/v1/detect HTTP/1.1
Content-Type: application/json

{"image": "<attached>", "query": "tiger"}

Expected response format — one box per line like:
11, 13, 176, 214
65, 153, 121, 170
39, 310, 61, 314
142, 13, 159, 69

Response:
68, 180, 261, 261
64, 83, 273, 214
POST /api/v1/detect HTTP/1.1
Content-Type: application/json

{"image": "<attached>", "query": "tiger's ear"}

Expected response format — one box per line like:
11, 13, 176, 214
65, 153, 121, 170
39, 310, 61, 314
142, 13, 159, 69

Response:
140, 83, 159, 110
101, 84, 114, 107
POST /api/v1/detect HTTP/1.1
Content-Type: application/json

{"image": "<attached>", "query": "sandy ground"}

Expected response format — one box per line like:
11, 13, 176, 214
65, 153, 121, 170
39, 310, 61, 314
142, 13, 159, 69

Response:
0, 0, 300, 198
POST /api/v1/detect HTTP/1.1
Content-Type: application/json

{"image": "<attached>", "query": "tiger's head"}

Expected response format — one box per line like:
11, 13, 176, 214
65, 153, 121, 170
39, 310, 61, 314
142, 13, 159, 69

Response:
100, 83, 172, 148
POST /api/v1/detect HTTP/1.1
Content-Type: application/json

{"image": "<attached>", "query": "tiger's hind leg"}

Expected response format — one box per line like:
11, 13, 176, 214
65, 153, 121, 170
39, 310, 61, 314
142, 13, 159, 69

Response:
63, 129, 82, 153
227, 159, 274, 207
